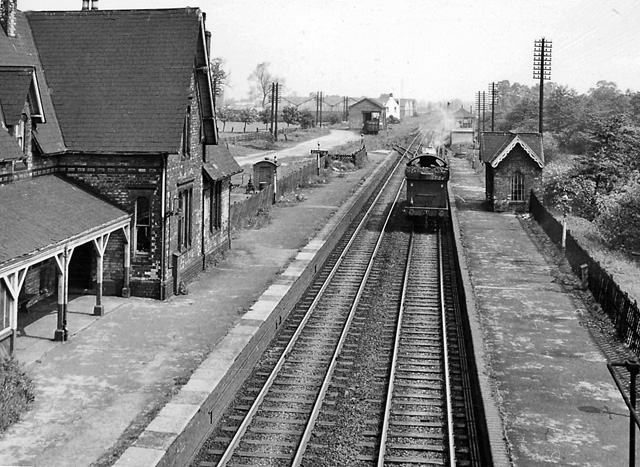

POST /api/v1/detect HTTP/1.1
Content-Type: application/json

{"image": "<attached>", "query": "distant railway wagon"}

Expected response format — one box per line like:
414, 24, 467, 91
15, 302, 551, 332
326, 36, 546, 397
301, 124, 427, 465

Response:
363, 119, 380, 135
404, 153, 449, 219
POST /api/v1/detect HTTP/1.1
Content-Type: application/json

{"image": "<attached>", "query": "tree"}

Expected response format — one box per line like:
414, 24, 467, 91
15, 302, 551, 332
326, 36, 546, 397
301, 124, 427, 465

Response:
298, 111, 314, 129
216, 106, 234, 132
258, 109, 270, 130
281, 105, 299, 127
210, 57, 229, 105
238, 108, 257, 132
248, 62, 284, 108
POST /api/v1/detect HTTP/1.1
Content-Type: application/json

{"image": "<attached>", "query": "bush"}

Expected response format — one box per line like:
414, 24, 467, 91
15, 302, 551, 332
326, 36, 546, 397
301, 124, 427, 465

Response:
596, 177, 640, 251
298, 111, 315, 129
0, 357, 35, 433
387, 115, 400, 125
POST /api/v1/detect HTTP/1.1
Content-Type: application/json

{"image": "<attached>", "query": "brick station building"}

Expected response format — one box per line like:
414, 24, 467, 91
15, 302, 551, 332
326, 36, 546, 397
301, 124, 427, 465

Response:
0, 0, 241, 355
480, 131, 544, 212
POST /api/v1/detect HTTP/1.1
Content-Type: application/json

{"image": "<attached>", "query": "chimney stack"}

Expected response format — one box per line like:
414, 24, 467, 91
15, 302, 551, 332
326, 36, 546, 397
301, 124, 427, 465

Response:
1, 0, 17, 38
82, 0, 98, 10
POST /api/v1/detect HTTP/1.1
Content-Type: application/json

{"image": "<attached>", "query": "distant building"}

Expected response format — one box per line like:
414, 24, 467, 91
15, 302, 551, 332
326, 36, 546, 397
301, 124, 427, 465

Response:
0, 1, 241, 354
348, 98, 385, 133
377, 93, 400, 121
399, 98, 417, 119
480, 132, 544, 212
450, 106, 475, 146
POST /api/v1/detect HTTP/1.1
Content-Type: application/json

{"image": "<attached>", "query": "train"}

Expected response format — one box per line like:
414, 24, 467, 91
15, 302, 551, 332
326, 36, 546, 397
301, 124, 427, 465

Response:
404, 149, 450, 222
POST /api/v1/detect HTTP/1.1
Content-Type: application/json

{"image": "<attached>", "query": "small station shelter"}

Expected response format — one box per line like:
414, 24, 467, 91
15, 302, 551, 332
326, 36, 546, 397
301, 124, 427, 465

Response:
348, 98, 385, 132
480, 132, 544, 212
253, 157, 281, 191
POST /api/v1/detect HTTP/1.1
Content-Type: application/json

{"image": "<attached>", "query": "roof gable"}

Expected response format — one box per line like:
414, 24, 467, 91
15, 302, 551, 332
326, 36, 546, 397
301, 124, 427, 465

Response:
349, 97, 385, 110
453, 107, 474, 118
26, 8, 205, 154
481, 132, 544, 168
0, 66, 33, 123
0, 13, 65, 153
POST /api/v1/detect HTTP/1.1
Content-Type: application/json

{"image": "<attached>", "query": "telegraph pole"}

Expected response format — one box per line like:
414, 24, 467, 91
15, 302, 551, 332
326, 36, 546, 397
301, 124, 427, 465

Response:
269, 83, 275, 135
489, 82, 497, 132
482, 91, 486, 132
475, 91, 482, 142
274, 83, 279, 141
533, 37, 552, 134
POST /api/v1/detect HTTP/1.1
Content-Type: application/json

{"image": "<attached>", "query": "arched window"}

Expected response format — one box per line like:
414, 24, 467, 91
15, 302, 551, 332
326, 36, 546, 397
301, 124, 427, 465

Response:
135, 197, 151, 254
511, 171, 525, 202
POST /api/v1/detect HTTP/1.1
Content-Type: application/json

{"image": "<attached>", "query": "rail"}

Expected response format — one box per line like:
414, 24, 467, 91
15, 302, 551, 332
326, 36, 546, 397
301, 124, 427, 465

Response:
215, 135, 414, 467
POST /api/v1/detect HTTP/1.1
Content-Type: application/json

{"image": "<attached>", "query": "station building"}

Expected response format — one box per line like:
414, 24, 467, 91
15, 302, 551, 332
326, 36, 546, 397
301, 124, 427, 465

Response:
0, 0, 241, 354
480, 132, 544, 212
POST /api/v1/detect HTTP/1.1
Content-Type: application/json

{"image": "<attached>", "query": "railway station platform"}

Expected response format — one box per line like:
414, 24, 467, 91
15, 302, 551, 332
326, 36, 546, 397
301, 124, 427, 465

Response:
1, 141, 634, 467
449, 154, 633, 466
0, 147, 397, 467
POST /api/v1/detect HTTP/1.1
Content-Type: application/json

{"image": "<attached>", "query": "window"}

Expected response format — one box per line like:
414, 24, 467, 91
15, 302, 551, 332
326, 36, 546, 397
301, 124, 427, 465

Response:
178, 187, 193, 251
182, 105, 191, 159
16, 115, 26, 152
511, 171, 525, 202
135, 197, 151, 254
208, 181, 222, 232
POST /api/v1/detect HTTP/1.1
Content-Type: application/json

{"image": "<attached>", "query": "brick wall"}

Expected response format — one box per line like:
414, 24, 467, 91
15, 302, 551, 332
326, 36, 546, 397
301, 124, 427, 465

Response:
492, 145, 542, 212
59, 154, 163, 298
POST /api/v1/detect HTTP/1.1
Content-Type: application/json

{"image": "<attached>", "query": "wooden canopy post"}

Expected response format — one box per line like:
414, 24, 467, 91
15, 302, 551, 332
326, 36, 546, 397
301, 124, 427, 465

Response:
92, 233, 110, 316
54, 246, 73, 342
2, 268, 28, 354
121, 225, 131, 298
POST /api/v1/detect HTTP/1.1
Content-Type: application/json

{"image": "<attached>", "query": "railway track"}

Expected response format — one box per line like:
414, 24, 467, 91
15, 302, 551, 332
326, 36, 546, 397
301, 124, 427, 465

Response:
191, 133, 484, 466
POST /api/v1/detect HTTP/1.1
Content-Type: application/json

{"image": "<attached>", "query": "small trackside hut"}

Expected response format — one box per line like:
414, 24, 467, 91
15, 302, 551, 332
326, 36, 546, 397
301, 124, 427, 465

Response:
404, 152, 450, 223
480, 132, 544, 212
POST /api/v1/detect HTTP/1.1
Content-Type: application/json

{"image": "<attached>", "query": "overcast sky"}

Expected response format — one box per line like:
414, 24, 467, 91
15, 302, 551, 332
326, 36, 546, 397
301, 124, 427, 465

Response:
18, 0, 640, 104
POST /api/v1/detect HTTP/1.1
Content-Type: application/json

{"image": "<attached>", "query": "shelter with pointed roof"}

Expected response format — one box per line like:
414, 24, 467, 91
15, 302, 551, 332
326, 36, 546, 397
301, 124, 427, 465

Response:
0, 0, 242, 354
480, 132, 544, 212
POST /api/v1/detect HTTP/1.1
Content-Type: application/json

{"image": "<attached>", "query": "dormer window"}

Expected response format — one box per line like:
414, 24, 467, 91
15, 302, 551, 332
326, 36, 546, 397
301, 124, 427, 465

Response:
16, 114, 26, 152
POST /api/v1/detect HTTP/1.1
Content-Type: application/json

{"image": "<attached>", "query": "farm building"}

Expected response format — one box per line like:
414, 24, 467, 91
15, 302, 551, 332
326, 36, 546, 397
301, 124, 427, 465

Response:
480, 132, 544, 212
0, 0, 241, 354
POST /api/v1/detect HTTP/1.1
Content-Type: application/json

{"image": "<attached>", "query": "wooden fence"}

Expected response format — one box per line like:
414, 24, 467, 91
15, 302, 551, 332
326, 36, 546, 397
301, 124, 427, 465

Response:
229, 154, 330, 231
530, 192, 640, 354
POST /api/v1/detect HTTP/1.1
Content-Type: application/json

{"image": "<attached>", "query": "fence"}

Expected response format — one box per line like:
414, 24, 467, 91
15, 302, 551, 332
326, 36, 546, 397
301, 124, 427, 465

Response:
229, 154, 330, 232
331, 147, 367, 167
529, 192, 640, 354
221, 127, 298, 145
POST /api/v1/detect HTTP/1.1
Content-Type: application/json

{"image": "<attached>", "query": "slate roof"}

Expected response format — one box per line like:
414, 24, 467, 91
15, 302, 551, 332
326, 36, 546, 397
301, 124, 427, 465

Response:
25, 8, 206, 154
0, 66, 33, 123
349, 97, 385, 110
0, 125, 23, 160
0, 175, 129, 268
0, 12, 65, 153
453, 107, 474, 119
204, 144, 243, 180
481, 132, 544, 168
